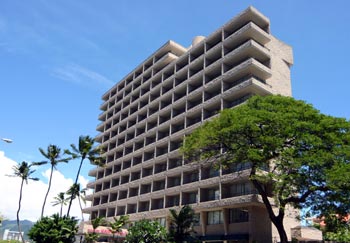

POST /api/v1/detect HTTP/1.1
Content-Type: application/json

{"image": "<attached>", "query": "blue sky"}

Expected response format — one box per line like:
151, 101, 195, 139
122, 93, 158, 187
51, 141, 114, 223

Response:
0, 0, 350, 214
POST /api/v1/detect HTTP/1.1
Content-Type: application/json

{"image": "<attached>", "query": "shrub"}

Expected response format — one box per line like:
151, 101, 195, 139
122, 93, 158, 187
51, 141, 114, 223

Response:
28, 214, 78, 243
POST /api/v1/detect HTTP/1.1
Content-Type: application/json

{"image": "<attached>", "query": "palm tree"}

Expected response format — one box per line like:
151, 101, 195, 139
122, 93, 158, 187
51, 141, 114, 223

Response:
8, 161, 45, 243
66, 183, 86, 221
52, 192, 69, 217
65, 135, 103, 216
108, 215, 129, 243
39, 144, 70, 218
84, 217, 106, 243
168, 205, 197, 243
91, 216, 106, 231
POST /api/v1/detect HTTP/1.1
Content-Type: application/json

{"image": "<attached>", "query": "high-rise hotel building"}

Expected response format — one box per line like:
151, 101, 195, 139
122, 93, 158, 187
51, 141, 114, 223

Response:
84, 6, 298, 243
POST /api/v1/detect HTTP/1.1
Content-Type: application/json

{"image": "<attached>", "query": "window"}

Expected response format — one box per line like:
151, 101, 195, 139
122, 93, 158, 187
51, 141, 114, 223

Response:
229, 208, 249, 223
190, 172, 198, 182
230, 182, 254, 197
189, 192, 198, 204
167, 195, 180, 207
207, 211, 223, 225
223, 162, 252, 174
208, 188, 220, 200
193, 213, 200, 226
209, 167, 219, 177
155, 217, 166, 227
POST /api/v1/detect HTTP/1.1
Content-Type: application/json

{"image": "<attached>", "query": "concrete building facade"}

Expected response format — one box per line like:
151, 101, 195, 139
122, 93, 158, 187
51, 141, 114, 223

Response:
84, 6, 298, 243
2, 229, 23, 241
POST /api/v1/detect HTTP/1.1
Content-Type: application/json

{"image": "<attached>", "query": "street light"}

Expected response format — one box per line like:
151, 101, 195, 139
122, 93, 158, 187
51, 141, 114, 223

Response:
1, 138, 13, 143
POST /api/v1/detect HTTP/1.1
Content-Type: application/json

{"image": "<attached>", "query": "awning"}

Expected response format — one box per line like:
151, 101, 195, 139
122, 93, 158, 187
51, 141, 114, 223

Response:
81, 224, 128, 238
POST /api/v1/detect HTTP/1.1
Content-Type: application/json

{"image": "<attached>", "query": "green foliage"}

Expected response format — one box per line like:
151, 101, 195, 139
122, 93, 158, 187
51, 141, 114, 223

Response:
66, 183, 86, 220
28, 214, 78, 243
124, 219, 167, 243
182, 95, 350, 243
109, 215, 129, 232
90, 216, 107, 230
10, 161, 45, 184
322, 214, 350, 241
64, 135, 104, 216
0, 241, 21, 243
9, 161, 45, 243
108, 215, 129, 242
82, 217, 108, 243
64, 135, 104, 166
83, 232, 99, 243
52, 192, 69, 217
324, 214, 348, 233
38, 144, 70, 218
325, 228, 350, 242
168, 205, 197, 243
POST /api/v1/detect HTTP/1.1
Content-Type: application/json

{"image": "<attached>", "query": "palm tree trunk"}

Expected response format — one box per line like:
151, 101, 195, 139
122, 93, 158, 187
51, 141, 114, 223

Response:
78, 196, 84, 221
67, 158, 84, 216
17, 179, 25, 243
41, 165, 54, 218
60, 203, 63, 217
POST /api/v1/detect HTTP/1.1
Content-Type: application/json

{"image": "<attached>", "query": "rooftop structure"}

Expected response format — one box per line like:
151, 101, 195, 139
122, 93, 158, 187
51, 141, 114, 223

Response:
84, 6, 298, 242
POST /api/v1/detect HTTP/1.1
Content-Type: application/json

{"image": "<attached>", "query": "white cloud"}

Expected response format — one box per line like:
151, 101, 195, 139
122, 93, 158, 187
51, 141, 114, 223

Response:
0, 151, 90, 222
52, 63, 114, 88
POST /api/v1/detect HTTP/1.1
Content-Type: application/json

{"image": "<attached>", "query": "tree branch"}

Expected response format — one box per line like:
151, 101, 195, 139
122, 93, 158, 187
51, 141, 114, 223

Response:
285, 185, 329, 204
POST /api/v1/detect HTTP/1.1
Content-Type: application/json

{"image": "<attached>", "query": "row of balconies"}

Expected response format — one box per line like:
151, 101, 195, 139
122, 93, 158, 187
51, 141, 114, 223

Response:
97, 78, 265, 150
89, 207, 251, 231
87, 180, 259, 218
101, 41, 186, 102
92, 167, 213, 193
88, 162, 253, 200
116, 7, 267, 98
97, 60, 271, 151
98, 18, 270, 124
90, 153, 184, 179
98, 59, 268, 134
90, 83, 269, 179
96, 94, 257, 165
100, 83, 259, 147
101, 7, 269, 105
98, 30, 270, 131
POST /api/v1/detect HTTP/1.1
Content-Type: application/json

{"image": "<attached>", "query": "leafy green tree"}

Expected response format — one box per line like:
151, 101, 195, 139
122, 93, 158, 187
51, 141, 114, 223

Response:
168, 205, 197, 243
38, 144, 70, 218
8, 161, 45, 243
325, 228, 350, 242
65, 135, 104, 216
52, 192, 69, 217
28, 213, 78, 243
182, 95, 350, 243
66, 183, 86, 221
124, 219, 167, 243
322, 214, 350, 241
108, 215, 129, 243
324, 214, 348, 233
